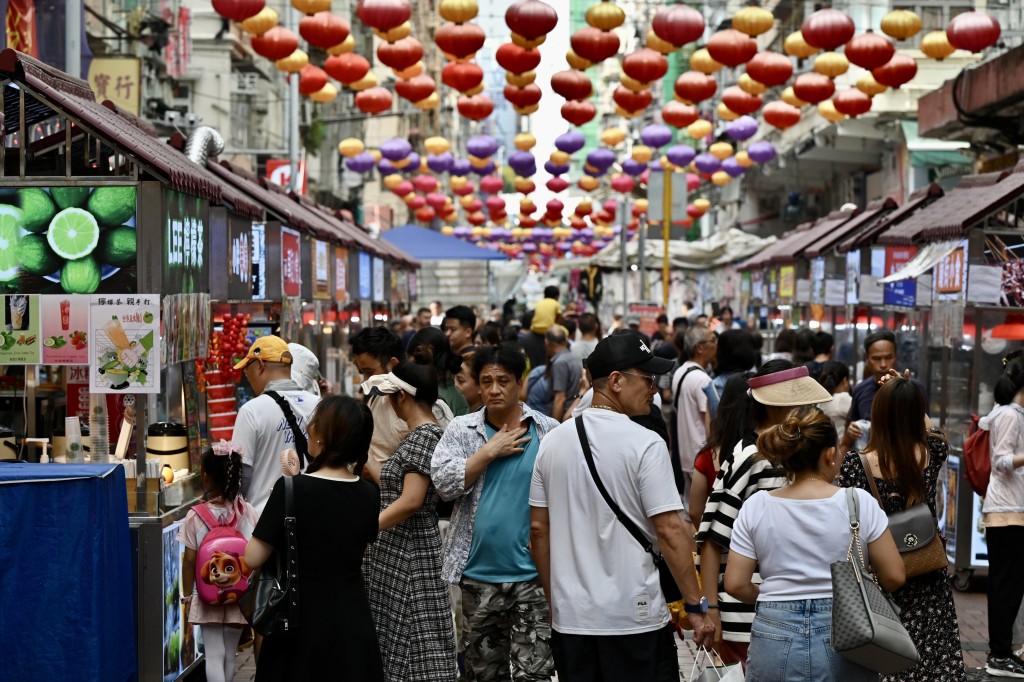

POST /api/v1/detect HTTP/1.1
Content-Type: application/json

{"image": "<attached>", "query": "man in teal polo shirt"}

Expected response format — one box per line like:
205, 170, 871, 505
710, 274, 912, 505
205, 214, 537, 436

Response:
432, 344, 560, 680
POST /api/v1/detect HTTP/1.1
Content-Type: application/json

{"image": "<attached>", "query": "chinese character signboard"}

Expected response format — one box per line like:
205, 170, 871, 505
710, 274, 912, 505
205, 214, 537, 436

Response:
313, 239, 331, 300
359, 251, 372, 299
883, 246, 917, 307
627, 302, 663, 338
372, 257, 385, 301
89, 295, 160, 394
40, 294, 89, 364
281, 228, 302, 297
334, 246, 349, 303
934, 241, 967, 301
163, 189, 209, 294
778, 266, 795, 299
0, 294, 41, 364
227, 217, 267, 300
87, 57, 141, 115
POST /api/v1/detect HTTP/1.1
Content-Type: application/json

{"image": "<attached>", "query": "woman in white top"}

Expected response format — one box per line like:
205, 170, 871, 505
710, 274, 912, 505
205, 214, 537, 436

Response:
725, 406, 904, 681
817, 360, 853, 438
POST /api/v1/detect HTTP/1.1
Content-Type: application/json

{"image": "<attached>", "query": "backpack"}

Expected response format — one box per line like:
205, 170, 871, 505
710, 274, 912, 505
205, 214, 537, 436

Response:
194, 503, 252, 605
963, 413, 991, 497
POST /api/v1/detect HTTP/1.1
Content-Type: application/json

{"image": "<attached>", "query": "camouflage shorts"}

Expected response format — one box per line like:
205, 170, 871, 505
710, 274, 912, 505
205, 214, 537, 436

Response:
460, 577, 554, 682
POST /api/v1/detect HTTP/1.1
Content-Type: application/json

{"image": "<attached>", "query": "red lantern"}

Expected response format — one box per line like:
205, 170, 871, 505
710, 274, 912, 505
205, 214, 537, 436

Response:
621, 48, 668, 83
298, 65, 328, 95
496, 43, 542, 73
651, 4, 704, 47
686, 174, 701, 192
407, 195, 426, 209
486, 196, 506, 212
391, 180, 414, 196
721, 86, 762, 115
674, 71, 716, 103
661, 101, 699, 128
251, 26, 299, 61
415, 207, 436, 223
519, 216, 538, 228
546, 199, 565, 215
467, 211, 487, 227
356, 0, 412, 32
479, 175, 504, 194
844, 31, 895, 70
792, 72, 835, 104
503, 83, 542, 108
570, 27, 620, 63
946, 11, 1001, 53
435, 22, 486, 59
395, 75, 436, 102
745, 51, 793, 87
325, 53, 371, 83
832, 89, 872, 117
464, 198, 483, 212
299, 12, 350, 49
212, 0, 264, 21
505, 0, 558, 39
377, 37, 424, 71
763, 101, 802, 129
457, 94, 494, 120
561, 100, 596, 126
706, 29, 757, 67
611, 175, 635, 193
871, 53, 917, 88
355, 87, 393, 114
551, 69, 593, 101
801, 8, 855, 51
426, 193, 447, 209
442, 61, 484, 92
612, 86, 653, 113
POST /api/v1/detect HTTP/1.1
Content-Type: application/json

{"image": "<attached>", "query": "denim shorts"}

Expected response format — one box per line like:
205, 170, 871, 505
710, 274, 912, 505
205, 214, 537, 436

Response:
745, 599, 879, 682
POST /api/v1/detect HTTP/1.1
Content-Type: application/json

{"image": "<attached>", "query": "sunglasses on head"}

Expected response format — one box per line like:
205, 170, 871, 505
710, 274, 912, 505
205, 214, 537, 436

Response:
1004, 349, 1024, 367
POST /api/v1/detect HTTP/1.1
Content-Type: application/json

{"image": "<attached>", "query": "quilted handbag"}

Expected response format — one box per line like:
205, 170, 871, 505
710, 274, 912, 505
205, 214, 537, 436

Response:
239, 476, 299, 636
859, 455, 948, 579
831, 488, 919, 674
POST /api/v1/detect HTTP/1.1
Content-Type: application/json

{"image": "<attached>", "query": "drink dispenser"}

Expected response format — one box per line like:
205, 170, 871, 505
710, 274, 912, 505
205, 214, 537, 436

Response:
145, 422, 189, 472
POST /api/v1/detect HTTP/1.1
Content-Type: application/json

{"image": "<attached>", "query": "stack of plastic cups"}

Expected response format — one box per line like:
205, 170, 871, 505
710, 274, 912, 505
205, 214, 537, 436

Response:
64, 417, 84, 463
90, 395, 110, 463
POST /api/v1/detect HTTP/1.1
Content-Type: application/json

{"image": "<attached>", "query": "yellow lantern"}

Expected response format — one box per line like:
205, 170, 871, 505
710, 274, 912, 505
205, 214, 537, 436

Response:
631, 145, 654, 164
460, 195, 477, 209
550, 150, 571, 165
784, 31, 819, 59
511, 32, 546, 50
392, 156, 411, 170
511, 227, 525, 239
275, 49, 309, 73
781, 86, 807, 108
646, 30, 678, 55
424, 136, 450, 156
566, 50, 593, 70
659, 156, 677, 172
469, 155, 491, 169
514, 103, 540, 115
383, 174, 404, 190
577, 199, 592, 214
813, 51, 849, 78
716, 102, 739, 121
710, 142, 734, 160
856, 73, 887, 97
615, 106, 641, 120
881, 9, 922, 41
600, 128, 626, 147
687, 119, 713, 139
514, 177, 534, 193
393, 61, 424, 80
735, 151, 754, 168
327, 35, 355, 56
920, 30, 956, 60
506, 71, 536, 87
415, 93, 440, 110
241, 7, 278, 35
368, 150, 382, 162
635, 198, 649, 213
620, 74, 648, 92
818, 99, 846, 123
450, 176, 468, 191
732, 6, 774, 37
738, 73, 767, 96
586, 1, 626, 30
465, 83, 485, 96
693, 198, 711, 213
337, 138, 365, 158
689, 48, 722, 74
578, 177, 599, 192
712, 171, 732, 187
441, 226, 456, 236
349, 73, 378, 91
520, 199, 535, 213
291, 0, 330, 13
419, 156, 430, 172
514, 133, 536, 151
439, 0, 479, 24
374, 22, 411, 43
471, 227, 485, 239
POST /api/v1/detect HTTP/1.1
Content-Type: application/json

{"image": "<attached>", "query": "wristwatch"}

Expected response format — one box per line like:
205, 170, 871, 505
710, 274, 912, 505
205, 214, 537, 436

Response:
683, 597, 708, 614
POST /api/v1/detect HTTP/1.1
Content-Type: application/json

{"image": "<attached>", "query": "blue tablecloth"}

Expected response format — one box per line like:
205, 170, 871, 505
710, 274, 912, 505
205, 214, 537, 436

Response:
0, 463, 136, 681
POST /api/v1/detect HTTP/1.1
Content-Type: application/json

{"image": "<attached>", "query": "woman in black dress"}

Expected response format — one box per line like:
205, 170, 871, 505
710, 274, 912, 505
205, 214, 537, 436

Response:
245, 395, 384, 682
839, 374, 966, 681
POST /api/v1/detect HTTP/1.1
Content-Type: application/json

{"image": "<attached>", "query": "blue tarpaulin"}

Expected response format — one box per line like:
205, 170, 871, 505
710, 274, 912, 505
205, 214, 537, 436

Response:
0, 463, 136, 681
381, 224, 508, 261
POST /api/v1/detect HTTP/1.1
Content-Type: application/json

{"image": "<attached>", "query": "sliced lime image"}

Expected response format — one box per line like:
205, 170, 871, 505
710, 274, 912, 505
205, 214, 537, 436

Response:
0, 205, 24, 282
50, 187, 91, 210
19, 233, 61, 275
143, 311, 154, 324
87, 186, 136, 226
47, 207, 99, 260
18, 188, 56, 233
98, 225, 137, 267
43, 337, 55, 347
60, 255, 101, 294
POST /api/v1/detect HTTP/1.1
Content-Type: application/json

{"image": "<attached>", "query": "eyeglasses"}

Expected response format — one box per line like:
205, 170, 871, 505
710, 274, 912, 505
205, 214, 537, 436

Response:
620, 371, 657, 388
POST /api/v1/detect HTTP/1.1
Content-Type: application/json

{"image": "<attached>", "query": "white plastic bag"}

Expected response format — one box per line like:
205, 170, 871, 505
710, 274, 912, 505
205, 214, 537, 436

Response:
686, 645, 744, 682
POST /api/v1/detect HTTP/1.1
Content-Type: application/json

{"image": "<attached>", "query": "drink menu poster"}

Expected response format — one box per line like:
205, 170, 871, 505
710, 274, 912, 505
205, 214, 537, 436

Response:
0, 294, 41, 364
40, 295, 90, 365
89, 295, 160, 394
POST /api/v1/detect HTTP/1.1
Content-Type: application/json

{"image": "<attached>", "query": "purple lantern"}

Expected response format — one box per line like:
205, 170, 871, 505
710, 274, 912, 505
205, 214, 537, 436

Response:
694, 153, 722, 174
721, 157, 746, 177
377, 159, 397, 176
404, 153, 421, 171
555, 131, 586, 154
592, 239, 608, 249
427, 152, 454, 174
621, 158, 648, 176
522, 242, 538, 253
584, 165, 603, 177
640, 124, 673, 149
747, 141, 777, 164
587, 147, 616, 171
666, 144, 696, 167
467, 135, 499, 159
450, 158, 472, 176
579, 227, 594, 238
471, 161, 497, 176
380, 138, 412, 161
345, 151, 376, 173
726, 116, 758, 142
508, 151, 537, 176
453, 226, 473, 238
649, 160, 664, 172
544, 160, 570, 176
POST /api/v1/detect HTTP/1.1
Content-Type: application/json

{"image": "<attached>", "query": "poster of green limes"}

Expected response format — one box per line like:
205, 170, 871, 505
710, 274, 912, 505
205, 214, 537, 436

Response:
0, 185, 137, 294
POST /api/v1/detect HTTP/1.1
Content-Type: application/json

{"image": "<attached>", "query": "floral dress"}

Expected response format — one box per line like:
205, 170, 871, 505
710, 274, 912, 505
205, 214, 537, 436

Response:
839, 433, 966, 682
364, 424, 457, 682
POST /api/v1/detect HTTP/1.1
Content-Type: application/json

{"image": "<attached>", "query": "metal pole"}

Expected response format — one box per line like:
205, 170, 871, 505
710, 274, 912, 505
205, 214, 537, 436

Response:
65, 1, 81, 78
663, 171, 673, 309
639, 214, 648, 300
617, 200, 629, 309
286, 4, 301, 193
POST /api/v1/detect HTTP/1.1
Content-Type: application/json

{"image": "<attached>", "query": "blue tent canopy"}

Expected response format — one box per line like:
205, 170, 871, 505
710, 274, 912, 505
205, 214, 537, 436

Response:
382, 224, 508, 261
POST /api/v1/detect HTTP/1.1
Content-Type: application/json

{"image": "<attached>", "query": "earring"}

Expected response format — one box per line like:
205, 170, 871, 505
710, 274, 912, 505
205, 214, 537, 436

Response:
345, 462, 355, 474
317, 439, 323, 445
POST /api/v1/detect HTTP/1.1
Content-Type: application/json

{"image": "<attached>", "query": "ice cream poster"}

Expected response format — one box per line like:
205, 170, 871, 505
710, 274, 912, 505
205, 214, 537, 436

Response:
89, 295, 160, 394
40, 295, 90, 364
0, 295, 41, 364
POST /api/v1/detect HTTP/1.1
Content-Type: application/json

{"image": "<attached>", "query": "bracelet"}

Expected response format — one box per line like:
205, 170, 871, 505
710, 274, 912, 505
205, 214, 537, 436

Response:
180, 595, 193, 604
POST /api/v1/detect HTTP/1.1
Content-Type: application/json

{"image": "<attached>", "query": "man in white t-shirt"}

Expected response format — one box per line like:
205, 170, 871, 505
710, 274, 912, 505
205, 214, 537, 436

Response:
671, 324, 717, 506
530, 332, 714, 679
234, 336, 320, 515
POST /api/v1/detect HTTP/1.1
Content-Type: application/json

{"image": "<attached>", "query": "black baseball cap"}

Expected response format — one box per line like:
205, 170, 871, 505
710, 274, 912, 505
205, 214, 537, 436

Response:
586, 332, 675, 380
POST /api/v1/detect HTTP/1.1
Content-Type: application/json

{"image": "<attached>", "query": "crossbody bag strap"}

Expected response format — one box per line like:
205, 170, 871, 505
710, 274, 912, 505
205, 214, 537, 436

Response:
672, 366, 702, 413
858, 453, 885, 507
283, 475, 299, 627
574, 415, 656, 556
265, 390, 310, 466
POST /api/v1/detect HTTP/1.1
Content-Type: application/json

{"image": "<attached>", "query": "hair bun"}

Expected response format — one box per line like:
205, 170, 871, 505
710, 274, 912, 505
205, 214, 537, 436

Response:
411, 345, 434, 366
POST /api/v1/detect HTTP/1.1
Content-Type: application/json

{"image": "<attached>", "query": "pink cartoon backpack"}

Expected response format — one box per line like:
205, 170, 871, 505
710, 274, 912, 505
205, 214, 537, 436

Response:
194, 503, 252, 605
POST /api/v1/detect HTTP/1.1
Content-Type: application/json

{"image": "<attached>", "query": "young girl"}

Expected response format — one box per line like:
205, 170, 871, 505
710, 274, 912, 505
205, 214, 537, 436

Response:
179, 443, 258, 682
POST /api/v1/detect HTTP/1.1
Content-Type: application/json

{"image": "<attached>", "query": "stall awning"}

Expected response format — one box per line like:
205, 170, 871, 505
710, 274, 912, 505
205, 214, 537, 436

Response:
803, 197, 898, 258
768, 208, 859, 265
900, 120, 972, 168
382, 224, 508, 261
738, 219, 823, 271
838, 184, 944, 252
560, 228, 776, 272
877, 240, 963, 283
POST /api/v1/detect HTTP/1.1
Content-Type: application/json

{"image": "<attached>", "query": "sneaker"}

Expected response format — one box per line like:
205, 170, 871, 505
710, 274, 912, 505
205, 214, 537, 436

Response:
987, 656, 1024, 678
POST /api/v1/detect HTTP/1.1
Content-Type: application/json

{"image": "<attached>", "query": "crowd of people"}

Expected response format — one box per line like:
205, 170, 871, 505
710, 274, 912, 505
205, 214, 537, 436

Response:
174, 291, 1024, 682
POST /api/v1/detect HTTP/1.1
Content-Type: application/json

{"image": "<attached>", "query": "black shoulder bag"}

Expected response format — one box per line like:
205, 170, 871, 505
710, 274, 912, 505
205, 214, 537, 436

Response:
574, 415, 683, 603
239, 475, 300, 635
264, 390, 310, 466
